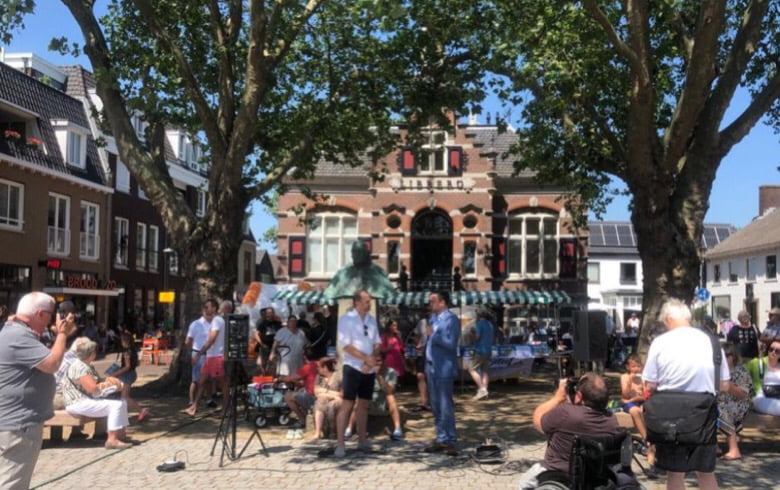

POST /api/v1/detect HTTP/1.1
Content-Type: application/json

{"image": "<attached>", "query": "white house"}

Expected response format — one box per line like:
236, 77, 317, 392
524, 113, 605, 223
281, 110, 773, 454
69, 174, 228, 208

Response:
705, 185, 780, 330
588, 221, 736, 327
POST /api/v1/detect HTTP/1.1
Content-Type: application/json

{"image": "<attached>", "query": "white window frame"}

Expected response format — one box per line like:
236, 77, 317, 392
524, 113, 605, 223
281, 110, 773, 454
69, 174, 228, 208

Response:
0, 178, 24, 231
132, 114, 146, 141
79, 201, 100, 260
136, 222, 147, 270
196, 189, 207, 217
507, 213, 559, 278
419, 130, 448, 175
307, 213, 358, 277
746, 257, 757, 282
620, 262, 638, 285
148, 225, 159, 272
114, 217, 129, 267
47, 193, 70, 255
587, 262, 600, 284
116, 159, 131, 193
66, 131, 86, 168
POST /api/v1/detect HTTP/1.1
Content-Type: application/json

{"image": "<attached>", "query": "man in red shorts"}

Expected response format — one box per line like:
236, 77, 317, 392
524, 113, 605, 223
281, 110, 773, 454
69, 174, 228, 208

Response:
186, 299, 229, 417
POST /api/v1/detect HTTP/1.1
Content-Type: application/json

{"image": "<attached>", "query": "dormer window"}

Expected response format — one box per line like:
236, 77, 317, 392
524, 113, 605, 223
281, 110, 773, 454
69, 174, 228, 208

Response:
131, 114, 146, 141
51, 119, 88, 169
178, 135, 201, 172
399, 130, 463, 177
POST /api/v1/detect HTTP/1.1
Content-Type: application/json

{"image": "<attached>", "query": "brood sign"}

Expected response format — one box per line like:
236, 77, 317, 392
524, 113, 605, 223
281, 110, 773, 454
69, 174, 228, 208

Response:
66, 276, 118, 290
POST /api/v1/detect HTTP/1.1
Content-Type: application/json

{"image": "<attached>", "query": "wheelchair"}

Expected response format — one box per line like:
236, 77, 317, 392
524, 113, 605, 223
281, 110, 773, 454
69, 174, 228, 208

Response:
535, 429, 642, 490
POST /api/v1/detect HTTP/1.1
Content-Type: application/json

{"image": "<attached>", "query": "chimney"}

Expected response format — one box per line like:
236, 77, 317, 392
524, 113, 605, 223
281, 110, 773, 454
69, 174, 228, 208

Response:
759, 185, 780, 216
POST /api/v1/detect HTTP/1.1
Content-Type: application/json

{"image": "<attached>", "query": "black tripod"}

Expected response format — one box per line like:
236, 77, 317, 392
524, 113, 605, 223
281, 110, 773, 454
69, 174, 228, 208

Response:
210, 361, 268, 466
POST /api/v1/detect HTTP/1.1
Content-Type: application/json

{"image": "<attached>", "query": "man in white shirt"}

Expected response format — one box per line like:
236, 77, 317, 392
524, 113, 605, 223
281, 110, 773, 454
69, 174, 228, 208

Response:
186, 299, 228, 417
185, 301, 212, 407
643, 299, 733, 490
334, 289, 380, 458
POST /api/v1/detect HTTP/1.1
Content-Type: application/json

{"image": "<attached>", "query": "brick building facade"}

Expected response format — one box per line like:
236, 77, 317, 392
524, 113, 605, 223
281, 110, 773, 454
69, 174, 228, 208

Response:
276, 120, 588, 305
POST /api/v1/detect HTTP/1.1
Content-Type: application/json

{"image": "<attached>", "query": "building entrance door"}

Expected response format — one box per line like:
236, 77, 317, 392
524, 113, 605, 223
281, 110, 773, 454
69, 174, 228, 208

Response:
411, 209, 453, 291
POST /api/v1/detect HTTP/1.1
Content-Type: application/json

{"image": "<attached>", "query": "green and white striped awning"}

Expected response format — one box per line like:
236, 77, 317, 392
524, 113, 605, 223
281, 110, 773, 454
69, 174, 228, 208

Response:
270, 290, 335, 305
381, 290, 571, 307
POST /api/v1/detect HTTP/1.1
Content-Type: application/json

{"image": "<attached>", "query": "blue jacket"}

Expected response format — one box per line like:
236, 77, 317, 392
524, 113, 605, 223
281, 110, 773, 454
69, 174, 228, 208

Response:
426, 309, 461, 378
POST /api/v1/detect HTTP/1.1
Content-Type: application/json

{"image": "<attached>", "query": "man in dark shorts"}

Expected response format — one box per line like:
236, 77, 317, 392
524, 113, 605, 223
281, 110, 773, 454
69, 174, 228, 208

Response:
335, 290, 380, 458
644, 299, 732, 490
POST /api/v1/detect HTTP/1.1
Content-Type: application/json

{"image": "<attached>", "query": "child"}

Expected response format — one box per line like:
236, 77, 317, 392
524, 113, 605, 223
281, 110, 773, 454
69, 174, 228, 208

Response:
620, 354, 656, 473
110, 333, 150, 422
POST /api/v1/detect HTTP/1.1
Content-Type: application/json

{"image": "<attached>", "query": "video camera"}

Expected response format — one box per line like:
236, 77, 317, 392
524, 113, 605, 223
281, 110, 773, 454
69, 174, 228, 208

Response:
565, 377, 579, 403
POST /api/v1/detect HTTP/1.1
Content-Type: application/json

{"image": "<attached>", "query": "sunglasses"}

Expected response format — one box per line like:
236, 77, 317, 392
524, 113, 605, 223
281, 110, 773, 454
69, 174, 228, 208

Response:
769, 347, 780, 355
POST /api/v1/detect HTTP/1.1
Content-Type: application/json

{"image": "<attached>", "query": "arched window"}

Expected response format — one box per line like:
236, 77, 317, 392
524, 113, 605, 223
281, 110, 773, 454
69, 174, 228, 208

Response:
307, 212, 358, 275
507, 211, 558, 277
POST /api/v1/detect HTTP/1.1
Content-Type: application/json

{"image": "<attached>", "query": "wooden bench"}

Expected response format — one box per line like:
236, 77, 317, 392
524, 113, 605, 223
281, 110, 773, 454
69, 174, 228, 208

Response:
45, 410, 107, 443
614, 410, 780, 431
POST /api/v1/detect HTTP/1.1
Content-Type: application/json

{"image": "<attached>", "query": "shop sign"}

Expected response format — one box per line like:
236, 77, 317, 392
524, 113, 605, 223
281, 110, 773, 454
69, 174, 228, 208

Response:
159, 291, 176, 303
65, 275, 118, 290
389, 177, 475, 193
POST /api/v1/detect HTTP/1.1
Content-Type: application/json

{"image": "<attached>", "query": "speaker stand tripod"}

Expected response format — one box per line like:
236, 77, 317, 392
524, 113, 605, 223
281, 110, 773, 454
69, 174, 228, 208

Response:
210, 362, 268, 467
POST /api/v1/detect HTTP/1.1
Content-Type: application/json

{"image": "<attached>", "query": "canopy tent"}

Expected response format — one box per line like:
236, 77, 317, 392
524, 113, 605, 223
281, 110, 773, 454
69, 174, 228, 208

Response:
381, 290, 571, 307
270, 290, 336, 305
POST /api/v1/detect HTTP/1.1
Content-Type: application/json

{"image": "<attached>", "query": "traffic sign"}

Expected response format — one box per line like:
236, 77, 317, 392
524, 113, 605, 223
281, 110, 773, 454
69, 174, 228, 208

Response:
695, 287, 710, 302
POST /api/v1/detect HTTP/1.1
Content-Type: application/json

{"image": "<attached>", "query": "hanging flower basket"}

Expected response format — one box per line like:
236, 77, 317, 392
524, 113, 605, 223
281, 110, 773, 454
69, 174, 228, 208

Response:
3, 129, 21, 141
26, 137, 43, 149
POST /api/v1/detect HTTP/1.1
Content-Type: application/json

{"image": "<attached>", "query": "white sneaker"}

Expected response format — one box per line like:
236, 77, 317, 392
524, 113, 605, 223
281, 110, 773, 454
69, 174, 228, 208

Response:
472, 389, 488, 401
334, 445, 346, 458
344, 428, 352, 440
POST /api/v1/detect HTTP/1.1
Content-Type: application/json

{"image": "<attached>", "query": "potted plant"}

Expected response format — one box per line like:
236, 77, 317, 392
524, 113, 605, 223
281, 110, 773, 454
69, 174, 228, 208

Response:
26, 137, 43, 149
3, 129, 21, 141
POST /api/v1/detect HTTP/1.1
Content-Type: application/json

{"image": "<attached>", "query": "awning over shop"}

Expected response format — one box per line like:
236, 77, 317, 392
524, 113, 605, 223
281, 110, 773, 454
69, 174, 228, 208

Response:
43, 287, 123, 297
270, 290, 335, 305
381, 290, 571, 307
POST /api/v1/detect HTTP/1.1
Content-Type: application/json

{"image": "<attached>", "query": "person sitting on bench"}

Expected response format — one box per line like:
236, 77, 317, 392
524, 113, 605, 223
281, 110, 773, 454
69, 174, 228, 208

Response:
517, 373, 621, 489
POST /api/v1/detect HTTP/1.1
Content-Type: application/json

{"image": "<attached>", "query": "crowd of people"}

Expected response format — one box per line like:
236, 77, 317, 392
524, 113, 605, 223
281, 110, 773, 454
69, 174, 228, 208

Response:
6, 288, 780, 489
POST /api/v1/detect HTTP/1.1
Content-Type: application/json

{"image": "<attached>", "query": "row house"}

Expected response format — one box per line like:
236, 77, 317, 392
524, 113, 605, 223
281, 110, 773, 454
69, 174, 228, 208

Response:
705, 186, 780, 329
0, 59, 113, 323
1, 52, 256, 330
276, 115, 588, 327
587, 221, 736, 327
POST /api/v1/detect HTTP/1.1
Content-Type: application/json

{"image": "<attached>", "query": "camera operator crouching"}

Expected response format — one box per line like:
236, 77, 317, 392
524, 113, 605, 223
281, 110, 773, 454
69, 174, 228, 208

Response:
517, 373, 622, 489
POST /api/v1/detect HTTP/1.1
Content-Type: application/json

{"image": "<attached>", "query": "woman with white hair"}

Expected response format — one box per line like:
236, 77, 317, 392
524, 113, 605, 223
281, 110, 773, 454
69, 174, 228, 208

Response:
61, 337, 132, 449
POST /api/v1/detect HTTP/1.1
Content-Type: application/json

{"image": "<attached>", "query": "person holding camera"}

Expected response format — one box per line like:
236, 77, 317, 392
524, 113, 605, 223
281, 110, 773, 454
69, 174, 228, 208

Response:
517, 373, 620, 489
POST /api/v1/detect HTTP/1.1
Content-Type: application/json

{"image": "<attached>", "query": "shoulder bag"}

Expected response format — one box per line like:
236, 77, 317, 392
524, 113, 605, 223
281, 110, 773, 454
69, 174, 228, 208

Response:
644, 333, 721, 445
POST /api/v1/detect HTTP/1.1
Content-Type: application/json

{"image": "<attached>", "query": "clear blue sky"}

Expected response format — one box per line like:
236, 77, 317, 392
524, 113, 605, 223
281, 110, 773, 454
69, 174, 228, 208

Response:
5, 4, 778, 249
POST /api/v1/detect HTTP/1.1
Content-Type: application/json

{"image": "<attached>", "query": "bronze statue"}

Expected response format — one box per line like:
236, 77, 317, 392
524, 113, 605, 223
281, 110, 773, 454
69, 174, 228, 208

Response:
324, 241, 397, 299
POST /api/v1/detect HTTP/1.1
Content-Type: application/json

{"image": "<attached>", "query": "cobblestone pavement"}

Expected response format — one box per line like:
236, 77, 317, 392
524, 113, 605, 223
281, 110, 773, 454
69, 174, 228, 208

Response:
30, 358, 780, 489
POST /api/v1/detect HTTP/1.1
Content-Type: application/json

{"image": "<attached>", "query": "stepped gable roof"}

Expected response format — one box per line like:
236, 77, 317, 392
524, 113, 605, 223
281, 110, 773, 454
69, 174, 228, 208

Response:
0, 62, 107, 187
705, 208, 780, 259
462, 125, 532, 178
309, 124, 531, 178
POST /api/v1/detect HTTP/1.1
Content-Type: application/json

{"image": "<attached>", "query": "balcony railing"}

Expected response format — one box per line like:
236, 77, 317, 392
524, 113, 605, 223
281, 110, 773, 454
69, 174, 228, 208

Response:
80, 232, 99, 260
47, 226, 70, 255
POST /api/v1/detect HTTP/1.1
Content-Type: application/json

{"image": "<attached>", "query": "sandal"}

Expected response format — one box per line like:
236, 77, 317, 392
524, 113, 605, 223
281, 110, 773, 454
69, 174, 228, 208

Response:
137, 408, 151, 422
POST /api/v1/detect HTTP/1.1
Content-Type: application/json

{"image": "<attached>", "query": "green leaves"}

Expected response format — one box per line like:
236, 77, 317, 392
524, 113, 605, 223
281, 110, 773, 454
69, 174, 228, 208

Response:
0, 0, 34, 44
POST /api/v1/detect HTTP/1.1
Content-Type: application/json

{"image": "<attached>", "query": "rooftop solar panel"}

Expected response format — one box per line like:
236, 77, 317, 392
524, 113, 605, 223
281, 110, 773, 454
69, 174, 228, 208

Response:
603, 224, 620, 246
616, 224, 634, 246
715, 226, 733, 242
702, 227, 717, 249
589, 223, 605, 246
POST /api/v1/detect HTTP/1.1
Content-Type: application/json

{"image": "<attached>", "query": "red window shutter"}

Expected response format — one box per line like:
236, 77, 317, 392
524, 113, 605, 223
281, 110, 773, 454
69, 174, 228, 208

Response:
492, 237, 507, 277
559, 238, 577, 279
288, 236, 307, 277
447, 147, 462, 176
401, 148, 417, 175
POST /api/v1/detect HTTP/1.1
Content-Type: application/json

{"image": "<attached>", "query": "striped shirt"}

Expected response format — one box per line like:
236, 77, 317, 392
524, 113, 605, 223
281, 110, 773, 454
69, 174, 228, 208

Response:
61, 359, 97, 406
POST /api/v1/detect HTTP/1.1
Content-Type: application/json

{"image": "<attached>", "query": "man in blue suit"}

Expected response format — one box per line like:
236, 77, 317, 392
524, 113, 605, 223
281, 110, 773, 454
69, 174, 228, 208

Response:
424, 291, 461, 456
